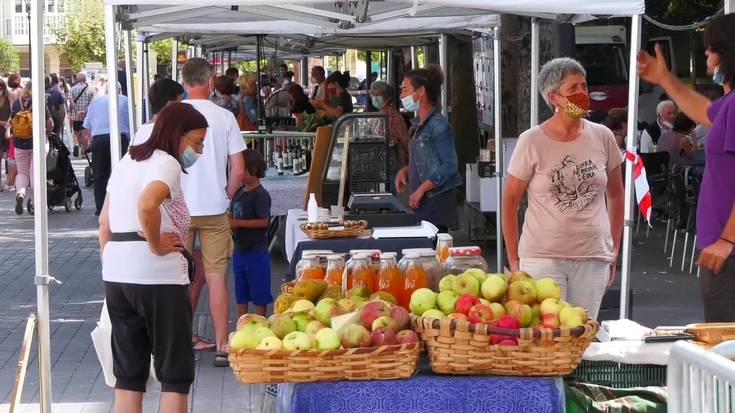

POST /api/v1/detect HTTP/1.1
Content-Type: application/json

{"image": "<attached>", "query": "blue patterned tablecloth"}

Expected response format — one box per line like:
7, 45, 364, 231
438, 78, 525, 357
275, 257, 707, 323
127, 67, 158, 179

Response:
277, 375, 565, 413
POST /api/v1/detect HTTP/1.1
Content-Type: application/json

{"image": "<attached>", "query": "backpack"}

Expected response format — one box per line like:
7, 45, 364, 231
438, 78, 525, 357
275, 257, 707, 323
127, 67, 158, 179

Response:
237, 95, 257, 132
11, 100, 32, 140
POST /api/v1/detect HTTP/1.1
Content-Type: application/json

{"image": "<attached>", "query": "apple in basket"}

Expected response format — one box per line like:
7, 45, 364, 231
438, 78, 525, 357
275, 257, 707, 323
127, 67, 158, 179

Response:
467, 304, 495, 324
447, 313, 468, 321
436, 291, 460, 315
370, 327, 398, 346
282, 331, 315, 351
360, 301, 392, 329
372, 316, 399, 331
315, 328, 341, 350
396, 330, 419, 345
409, 288, 437, 316
315, 298, 342, 326
304, 320, 328, 336
535, 278, 562, 301
390, 306, 410, 330
230, 326, 275, 350
270, 314, 297, 339
453, 273, 480, 296
491, 315, 520, 346
481, 274, 508, 302
454, 294, 480, 315
340, 324, 371, 349
256, 336, 283, 350
438, 274, 457, 292
236, 314, 269, 331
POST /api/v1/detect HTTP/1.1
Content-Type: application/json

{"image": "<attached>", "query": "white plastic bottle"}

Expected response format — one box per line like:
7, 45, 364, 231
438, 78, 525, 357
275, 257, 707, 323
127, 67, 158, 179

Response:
307, 193, 318, 223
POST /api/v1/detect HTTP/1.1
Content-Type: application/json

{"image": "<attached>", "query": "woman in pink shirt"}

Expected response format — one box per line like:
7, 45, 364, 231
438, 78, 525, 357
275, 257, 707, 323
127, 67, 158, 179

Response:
502, 58, 625, 320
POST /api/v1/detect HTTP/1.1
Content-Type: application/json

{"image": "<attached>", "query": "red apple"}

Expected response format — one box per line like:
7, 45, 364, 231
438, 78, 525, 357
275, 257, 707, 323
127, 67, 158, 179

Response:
447, 313, 468, 321
360, 301, 391, 330
340, 324, 371, 348
498, 338, 518, 346
370, 327, 398, 346
454, 294, 480, 315
490, 333, 517, 345
390, 306, 410, 330
467, 303, 495, 324
396, 330, 419, 344
497, 315, 521, 329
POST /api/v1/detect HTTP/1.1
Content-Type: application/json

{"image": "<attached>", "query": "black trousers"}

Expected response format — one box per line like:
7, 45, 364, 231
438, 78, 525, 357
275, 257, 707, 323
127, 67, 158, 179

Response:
701, 257, 735, 322
92, 134, 128, 214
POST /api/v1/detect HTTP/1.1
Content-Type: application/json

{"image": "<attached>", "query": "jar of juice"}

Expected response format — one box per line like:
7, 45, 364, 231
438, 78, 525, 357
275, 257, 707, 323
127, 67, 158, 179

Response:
436, 233, 453, 263
443, 246, 489, 275
399, 252, 428, 308
345, 249, 381, 290
295, 250, 333, 280
325, 254, 345, 287
297, 255, 325, 280
350, 253, 376, 293
419, 249, 442, 291
377, 252, 403, 302
399, 248, 425, 273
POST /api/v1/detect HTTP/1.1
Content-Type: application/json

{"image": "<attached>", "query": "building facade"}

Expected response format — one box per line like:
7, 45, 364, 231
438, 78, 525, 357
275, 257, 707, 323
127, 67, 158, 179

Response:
0, 0, 72, 77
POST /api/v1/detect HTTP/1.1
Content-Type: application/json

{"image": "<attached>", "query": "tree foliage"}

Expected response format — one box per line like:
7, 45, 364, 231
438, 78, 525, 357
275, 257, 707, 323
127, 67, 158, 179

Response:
0, 38, 19, 73
150, 39, 173, 65
53, 0, 105, 71
645, 0, 721, 24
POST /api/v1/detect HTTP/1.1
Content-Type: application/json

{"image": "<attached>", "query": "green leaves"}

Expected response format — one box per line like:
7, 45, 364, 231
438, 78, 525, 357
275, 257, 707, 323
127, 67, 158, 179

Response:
0, 38, 19, 73
52, 0, 105, 71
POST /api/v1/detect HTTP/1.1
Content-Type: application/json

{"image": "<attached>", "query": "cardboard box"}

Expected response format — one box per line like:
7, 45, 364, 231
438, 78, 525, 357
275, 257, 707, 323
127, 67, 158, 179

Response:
479, 177, 499, 212
466, 163, 480, 203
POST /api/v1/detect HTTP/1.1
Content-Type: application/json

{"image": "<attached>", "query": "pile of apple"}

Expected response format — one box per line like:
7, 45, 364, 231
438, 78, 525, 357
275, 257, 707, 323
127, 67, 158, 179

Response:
229, 295, 418, 352
409, 269, 589, 346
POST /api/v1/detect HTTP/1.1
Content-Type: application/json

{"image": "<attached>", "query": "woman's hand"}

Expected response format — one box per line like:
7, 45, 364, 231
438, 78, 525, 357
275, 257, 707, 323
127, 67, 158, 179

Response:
509, 258, 520, 273
608, 258, 617, 288
697, 239, 734, 274
148, 233, 183, 256
408, 187, 425, 209
637, 43, 671, 86
395, 167, 408, 194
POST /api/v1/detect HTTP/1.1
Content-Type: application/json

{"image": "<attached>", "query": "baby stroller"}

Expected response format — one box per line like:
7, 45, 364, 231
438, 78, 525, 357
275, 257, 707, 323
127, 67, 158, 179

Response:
46, 133, 83, 213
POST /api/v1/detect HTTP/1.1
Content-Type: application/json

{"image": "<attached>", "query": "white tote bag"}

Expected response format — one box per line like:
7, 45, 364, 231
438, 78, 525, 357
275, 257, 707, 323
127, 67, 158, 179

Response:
90, 300, 159, 389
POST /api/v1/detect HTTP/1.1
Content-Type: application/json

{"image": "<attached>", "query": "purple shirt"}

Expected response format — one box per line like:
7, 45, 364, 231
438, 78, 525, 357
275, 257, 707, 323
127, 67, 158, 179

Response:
698, 91, 735, 253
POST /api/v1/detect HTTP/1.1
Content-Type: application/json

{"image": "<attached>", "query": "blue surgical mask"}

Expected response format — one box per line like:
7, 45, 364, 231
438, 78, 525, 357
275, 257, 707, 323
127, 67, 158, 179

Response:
180, 146, 200, 169
371, 95, 385, 109
182, 90, 189, 99
401, 93, 419, 112
713, 66, 725, 87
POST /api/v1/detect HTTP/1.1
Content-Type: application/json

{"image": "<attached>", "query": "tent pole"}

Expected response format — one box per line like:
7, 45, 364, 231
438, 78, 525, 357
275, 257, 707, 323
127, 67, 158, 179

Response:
300, 57, 308, 86
256, 35, 263, 131
123, 29, 136, 134
171, 38, 178, 81
30, 0, 52, 410
530, 18, 539, 127
726, 0, 733, 14
387, 50, 394, 86
142, 40, 150, 123
135, 36, 144, 128
411, 46, 417, 69
104, 4, 121, 167
620, 14, 642, 319
493, 26, 504, 272
439, 33, 448, 117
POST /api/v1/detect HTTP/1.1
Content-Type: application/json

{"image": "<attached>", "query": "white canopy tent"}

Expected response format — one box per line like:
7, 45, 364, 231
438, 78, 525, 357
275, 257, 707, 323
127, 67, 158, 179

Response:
28, 1, 643, 410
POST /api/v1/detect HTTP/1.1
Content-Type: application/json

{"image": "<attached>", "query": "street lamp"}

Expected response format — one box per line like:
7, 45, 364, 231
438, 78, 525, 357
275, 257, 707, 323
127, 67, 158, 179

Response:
25, 0, 32, 77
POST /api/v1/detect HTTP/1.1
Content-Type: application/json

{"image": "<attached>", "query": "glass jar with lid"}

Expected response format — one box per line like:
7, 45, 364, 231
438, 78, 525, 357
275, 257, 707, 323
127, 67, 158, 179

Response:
436, 233, 453, 263
296, 255, 325, 281
345, 249, 381, 288
350, 253, 376, 293
418, 249, 442, 291
399, 252, 428, 308
324, 254, 346, 287
399, 248, 425, 273
443, 246, 489, 275
295, 249, 333, 279
377, 252, 403, 302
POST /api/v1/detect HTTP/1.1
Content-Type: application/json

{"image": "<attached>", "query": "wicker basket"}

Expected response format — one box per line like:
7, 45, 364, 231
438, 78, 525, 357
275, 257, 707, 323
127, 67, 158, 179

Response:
229, 342, 420, 384
412, 316, 599, 376
300, 221, 368, 239
686, 323, 735, 345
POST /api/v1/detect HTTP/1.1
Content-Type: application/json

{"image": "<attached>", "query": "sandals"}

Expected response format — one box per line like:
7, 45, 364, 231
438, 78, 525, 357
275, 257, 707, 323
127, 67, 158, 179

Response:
192, 335, 216, 352
213, 351, 229, 367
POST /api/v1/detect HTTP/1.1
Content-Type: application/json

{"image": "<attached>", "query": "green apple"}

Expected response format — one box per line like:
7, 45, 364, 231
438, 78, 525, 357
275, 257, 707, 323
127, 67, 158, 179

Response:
346, 286, 371, 299
292, 299, 316, 313
438, 274, 457, 292
409, 288, 437, 316
304, 320, 328, 335
337, 298, 357, 313
507, 302, 533, 327
535, 278, 562, 301
282, 331, 315, 350
481, 275, 508, 302
559, 300, 572, 309
256, 336, 282, 350
539, 298, 561, 317
479, 298, 492, 307
508, 271, 532, 285
230, 325, 276, 349
236, 314, 269, 331
422, 309, 446, 319
464, 268, 488, 285
453, 273, 480, 297
292, 312, 313, 332
489, 302, 505, 318
270, 314, 297, 339
315, 328, 341, 350
315, 298, 341, 326
371, 315, 399, 331
340, 324, 371, 348
560, 307, 587, 327
436, 290, 460, 314
507, 280, 537, 305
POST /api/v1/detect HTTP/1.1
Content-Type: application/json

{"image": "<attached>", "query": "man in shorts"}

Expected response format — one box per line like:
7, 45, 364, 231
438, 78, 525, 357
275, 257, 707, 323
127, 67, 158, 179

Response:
69, 72, 95, 157
180, 58, 246, 367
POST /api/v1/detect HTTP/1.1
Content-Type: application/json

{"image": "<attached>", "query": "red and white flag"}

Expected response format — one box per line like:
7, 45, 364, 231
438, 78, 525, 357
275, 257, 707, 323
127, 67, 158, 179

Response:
625, 150, 652, 225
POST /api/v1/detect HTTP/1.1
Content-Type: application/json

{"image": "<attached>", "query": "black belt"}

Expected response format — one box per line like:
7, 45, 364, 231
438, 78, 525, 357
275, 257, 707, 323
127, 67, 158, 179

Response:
111, 232, 196, 282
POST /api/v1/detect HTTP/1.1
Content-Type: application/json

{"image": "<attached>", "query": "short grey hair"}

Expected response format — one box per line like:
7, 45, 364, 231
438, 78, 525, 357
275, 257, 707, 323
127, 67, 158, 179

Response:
369, 81, 394, 103
538, 57, 587, 108
181, 58, 213, 87
656, 100, 675, 116
76, 72, 86, 82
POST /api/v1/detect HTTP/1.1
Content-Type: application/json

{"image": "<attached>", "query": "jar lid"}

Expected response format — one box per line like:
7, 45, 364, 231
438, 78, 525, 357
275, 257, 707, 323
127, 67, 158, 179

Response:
418, 248, 438, 257
449, 246, 482, 256
326, 254, 345, 260
404, 251, 421, 259
355, 253, 372, 260
350, 249, 381, 256
303, 250, 334, 257
380, 252, 397, 259
401, 248, 424, 255
437, 233, 453, 241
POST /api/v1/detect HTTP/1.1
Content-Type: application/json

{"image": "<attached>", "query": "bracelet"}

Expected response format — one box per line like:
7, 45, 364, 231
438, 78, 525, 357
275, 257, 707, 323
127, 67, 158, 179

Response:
721, 237, 735, 246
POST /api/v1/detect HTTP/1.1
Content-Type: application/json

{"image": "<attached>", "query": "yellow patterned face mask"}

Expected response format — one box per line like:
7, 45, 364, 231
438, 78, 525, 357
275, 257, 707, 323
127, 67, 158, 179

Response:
560, 93, 590, 119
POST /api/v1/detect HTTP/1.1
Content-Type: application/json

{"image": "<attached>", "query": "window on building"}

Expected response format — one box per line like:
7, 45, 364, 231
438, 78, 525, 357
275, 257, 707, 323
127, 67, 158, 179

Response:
48, 0, 55, 13
15, 0, 23, 14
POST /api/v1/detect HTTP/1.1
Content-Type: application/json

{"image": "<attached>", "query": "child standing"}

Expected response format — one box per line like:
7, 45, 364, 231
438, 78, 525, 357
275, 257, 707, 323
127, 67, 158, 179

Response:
229, 149, 273, 317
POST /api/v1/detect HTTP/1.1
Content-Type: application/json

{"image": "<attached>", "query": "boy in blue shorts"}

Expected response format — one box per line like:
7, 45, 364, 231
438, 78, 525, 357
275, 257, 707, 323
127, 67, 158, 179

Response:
229, 149, 273, 317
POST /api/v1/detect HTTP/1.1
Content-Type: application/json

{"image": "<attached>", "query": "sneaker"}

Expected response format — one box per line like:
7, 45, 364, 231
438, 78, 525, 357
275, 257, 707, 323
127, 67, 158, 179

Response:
7, 185, 15, 192
15, 195, 23, 215
73, 145, 79, 157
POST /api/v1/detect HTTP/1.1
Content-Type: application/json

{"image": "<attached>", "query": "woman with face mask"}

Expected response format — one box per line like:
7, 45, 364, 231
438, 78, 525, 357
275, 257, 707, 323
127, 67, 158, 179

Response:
370, 81, 409, 194
310, 71, 353, 119
502, 58, 625, 321
98, 102, 207, 411
395, 65, 462, 232
639, 14, 735, 322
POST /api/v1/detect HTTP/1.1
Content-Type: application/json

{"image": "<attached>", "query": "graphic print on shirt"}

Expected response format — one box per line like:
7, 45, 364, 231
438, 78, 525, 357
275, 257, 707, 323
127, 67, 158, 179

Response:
549, 155, 599, 212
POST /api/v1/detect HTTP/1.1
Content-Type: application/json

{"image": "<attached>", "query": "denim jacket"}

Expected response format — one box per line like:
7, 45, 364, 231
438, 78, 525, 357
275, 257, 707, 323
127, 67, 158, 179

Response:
409, 107, 463, 198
